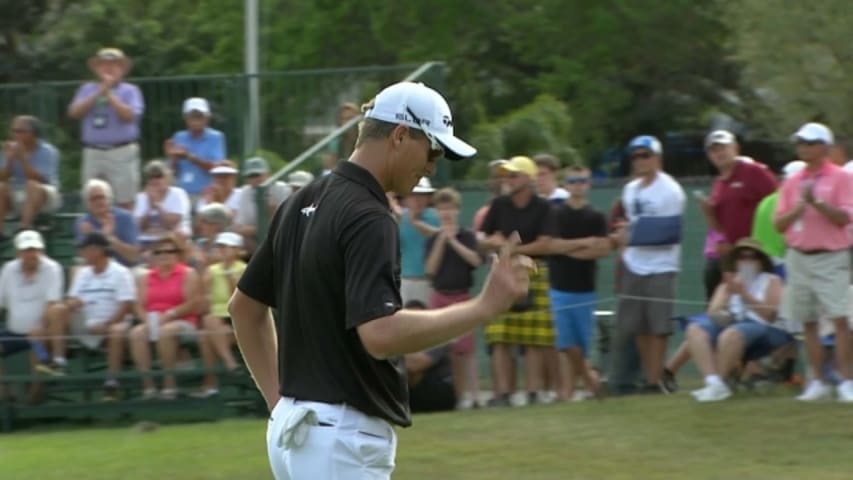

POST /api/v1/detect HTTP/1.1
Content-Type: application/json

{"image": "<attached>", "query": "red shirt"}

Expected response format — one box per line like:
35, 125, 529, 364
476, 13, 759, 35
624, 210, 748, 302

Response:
711, 160, 777, 243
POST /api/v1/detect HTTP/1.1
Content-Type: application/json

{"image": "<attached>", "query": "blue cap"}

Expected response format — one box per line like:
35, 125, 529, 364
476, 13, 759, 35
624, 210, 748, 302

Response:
626, 135, 662, 155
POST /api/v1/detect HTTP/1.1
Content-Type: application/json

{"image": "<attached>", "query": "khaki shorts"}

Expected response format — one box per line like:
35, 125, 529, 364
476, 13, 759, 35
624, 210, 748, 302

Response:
783, 249, 851, 323
11, 184, 61, 213
82, 143, 140, 204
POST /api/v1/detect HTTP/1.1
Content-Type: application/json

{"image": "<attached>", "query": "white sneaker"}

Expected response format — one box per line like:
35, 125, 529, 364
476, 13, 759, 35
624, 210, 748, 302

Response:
837, 381, 853, 403
693, 382, 732, 403
796, 380, 833, 402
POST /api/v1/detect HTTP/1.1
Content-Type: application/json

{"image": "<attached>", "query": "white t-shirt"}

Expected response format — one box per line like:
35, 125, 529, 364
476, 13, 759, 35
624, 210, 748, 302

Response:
621, 172, 686, 275
133, 186, 192, 240
196, 187, 243, 215
235, 182, 292, 227
68, 260, 137, 325
547, 187, 570, 202
0, 256, 64, 334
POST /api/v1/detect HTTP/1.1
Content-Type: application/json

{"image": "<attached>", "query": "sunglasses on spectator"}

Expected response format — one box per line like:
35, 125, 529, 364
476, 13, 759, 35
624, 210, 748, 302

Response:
796, 139, 825, 146
88, 194, 107, 201
405, 107, 444, 159
153, 248, 179, 255
566, 177, 589, 184
630, 151, 653, 160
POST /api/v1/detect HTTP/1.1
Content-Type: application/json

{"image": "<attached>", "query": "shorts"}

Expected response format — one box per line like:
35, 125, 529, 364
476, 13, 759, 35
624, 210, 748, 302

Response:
485, 261, 554, 347
9, 184, 61, 214
616, 268, 676, 335
70, 313, 130, 350
0, 330, 30, 357
430, 290, 474, 355
82, 143, 141, 204
548, 289, 596, 354
783, 249, 850, 323
690, 314, 794, 361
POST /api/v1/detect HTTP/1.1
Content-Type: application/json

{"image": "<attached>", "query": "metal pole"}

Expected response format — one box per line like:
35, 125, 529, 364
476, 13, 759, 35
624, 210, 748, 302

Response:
245, 0, 260, 157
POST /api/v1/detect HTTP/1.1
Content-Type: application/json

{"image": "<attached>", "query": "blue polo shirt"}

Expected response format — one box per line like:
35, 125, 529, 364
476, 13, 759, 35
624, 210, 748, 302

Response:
0, 140, 59, 187
74, 207, 139, 266
399, 207, 439, 278
172, 127, 227, 194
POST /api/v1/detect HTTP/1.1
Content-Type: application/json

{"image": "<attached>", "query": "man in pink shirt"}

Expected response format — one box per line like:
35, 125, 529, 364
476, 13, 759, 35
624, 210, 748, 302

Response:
774, 122, 853, 403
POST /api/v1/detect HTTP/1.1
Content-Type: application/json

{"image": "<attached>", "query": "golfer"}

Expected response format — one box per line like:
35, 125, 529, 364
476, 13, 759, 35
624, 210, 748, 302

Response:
229, 81, 533, 479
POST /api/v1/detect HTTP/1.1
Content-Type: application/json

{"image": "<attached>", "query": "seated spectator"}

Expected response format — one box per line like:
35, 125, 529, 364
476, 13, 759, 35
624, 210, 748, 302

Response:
0, 116, 61, 239
403, 300, 457, 413
188, 203, 231, 270
686, 238, 790, 402
164, 97, 227, 198
49, 232, 136, 400
0, 231, 64, 379
287, 170, 314, 193
76, 179, 140, 266
195, 232, 245, 397
133, 161, 192, 247
196, 162, 242, 214
129, 235, 201, 400
233, 157, 292, 246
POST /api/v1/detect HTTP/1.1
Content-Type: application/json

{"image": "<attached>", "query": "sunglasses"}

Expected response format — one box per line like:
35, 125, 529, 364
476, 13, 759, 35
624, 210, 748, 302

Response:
566, 177, 589, 185
405, 107, 444, 159
630, 151, 653, 160
153, 248, 179, 255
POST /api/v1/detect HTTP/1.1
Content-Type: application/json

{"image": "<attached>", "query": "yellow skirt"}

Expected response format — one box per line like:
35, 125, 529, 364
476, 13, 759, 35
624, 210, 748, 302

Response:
484, 261, 554, 346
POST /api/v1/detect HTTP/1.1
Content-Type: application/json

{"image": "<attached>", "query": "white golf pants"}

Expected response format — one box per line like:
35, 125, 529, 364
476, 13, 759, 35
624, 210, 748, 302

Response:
267, 396, 397, 479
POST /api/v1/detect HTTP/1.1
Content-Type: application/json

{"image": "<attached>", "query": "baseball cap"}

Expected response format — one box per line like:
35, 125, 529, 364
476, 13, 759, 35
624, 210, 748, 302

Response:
782, 160, 807, 179
210, 164, 238, 175
791, 122, 834, 144
15, 230, 44, 251
288, 170, 314, 188
214, 232, 243, 248
362, 81, 476, 160
704, 130, 736, 149
498, 156, 538, 178
243, 157, 270, 177
182, 97, 211, 116
411, 177, 435, 194
77, 231, 111, 249
626, 135, 663, 155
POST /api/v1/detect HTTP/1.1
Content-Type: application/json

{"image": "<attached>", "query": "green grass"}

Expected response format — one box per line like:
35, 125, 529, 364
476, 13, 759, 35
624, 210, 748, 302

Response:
3, 390, 853, 479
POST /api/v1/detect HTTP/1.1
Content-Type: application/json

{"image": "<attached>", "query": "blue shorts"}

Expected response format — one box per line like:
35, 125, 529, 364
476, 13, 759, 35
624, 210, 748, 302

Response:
689, 314, 794, 361
0, 330, 31, 357
549, 289, 596, 354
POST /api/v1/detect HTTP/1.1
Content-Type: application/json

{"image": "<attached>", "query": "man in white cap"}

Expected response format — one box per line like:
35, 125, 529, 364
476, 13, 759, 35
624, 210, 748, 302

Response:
234, 157, 292, 249
196, 162, 242, 215
230, 81, 531, 479
775, 122, 853, 402
164, 97, 228, 198
395, 176, 439, 305
68, 47, 144, 209
287, 170, 315, 192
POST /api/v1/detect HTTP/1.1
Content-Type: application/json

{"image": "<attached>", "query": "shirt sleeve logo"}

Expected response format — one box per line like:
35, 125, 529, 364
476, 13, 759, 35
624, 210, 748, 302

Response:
301, 203, 318, 217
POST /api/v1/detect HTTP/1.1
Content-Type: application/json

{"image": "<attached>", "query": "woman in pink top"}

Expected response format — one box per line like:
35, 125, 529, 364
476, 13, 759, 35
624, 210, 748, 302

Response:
129, 235, 201, 400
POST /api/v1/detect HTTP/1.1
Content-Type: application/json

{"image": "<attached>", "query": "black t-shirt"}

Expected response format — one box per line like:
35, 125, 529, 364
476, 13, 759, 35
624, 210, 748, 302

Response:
481, 195, 552, 251
424, 229, 478, 292
544, 203, 607, 292
237, 161, 410, 427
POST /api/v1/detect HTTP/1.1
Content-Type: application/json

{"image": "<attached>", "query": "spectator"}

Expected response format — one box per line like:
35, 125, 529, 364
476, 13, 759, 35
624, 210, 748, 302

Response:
0, 116, 61, 239
480, 156, 554, 406
403, 300, 457, 413
197, 163, 242, 214
164, 97, 227, 198
698, 130, 777, 261
611, 136, 685, 393
129, 235, 201, 400
320, 102, 361, 176
68, 48, 143, 209
233, 156, 292, 245
76, 179, 140, 266
752, 161, 807, 278
397, 177, 440, 305
287, 170, 315, 193
0, 231, 64, 378
133, 161, 192, 247
424, 187, 482, 409
686, 238, 789, 402
188, 203, 231, 271
49, 232, 136, 400
774, 122, 853, 402
472, 159, 508, 233
544, 164, 610, 401
534, 153, 569, 204
195, 232, 245, 398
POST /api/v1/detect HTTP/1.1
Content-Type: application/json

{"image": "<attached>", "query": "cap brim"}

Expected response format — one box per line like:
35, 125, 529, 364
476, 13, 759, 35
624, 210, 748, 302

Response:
211, 167, 238, 175
17, 241, 44, 250
434, 132, 477, 161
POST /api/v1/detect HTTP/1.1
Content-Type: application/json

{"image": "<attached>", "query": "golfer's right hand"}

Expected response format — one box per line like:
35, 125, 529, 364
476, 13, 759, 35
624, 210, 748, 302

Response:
479, 231, 533, 317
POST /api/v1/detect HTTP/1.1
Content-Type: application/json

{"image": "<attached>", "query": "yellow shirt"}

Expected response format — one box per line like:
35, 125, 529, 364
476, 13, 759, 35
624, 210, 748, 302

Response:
208, 261, 246, 317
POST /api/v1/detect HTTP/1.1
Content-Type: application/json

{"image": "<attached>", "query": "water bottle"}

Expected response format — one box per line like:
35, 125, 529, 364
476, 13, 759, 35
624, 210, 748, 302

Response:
148, 312, 160, 342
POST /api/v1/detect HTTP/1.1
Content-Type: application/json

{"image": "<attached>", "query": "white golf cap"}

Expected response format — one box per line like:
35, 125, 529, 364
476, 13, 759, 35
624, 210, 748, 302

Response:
288, 170, 314, 188
363, 81, 476, 160
704, 130, 736, 149
782, 160, 806, 179
210, 164, 238, 175
411, 177, 435, 194
15, 230, 44, 250
791, 122, 834, 145
214, 232, 243, 248
182, 97, 211, 116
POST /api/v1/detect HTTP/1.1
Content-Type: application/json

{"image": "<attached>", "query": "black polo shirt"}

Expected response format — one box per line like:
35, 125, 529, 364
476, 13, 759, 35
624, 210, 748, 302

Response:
237, 161, 410, 427
424, 228, 478, 292
544, 203, 607, 292
481, 194, 552, 251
